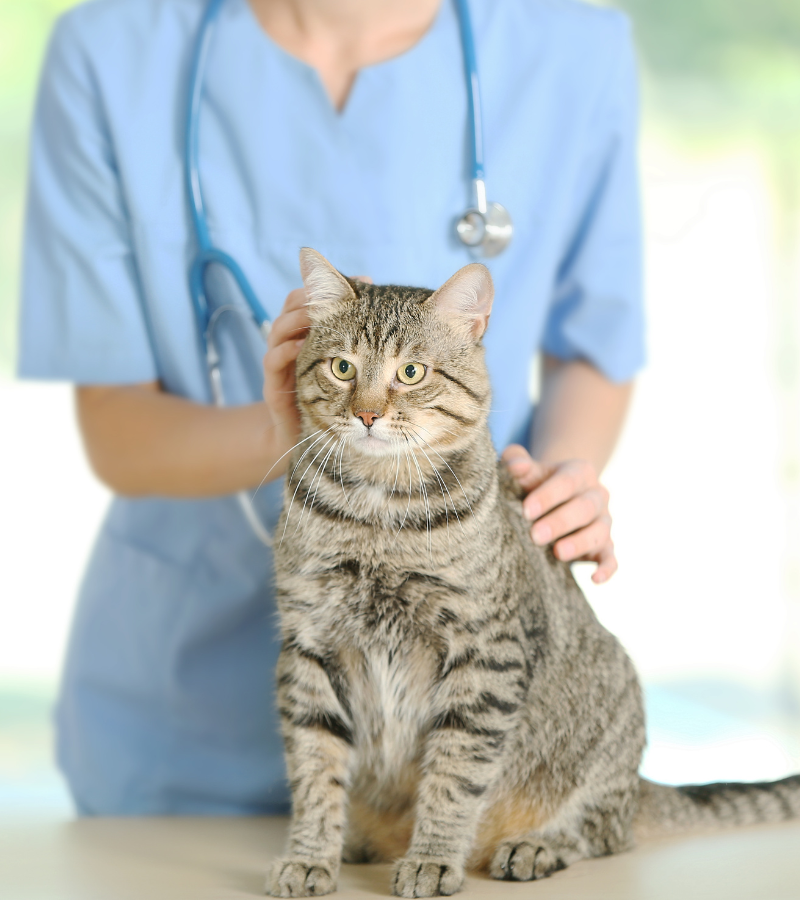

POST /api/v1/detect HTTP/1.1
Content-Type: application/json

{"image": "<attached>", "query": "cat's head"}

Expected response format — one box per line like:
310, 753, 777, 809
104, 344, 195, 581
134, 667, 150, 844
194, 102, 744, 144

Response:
294, 248, 493, 459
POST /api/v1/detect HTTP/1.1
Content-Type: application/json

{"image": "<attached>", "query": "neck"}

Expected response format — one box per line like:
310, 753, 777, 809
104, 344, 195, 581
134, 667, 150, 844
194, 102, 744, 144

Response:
247, 0, 442, 109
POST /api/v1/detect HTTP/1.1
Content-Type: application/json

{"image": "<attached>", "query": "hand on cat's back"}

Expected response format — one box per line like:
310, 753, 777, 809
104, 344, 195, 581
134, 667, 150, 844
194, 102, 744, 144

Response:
502, 445, 617, 584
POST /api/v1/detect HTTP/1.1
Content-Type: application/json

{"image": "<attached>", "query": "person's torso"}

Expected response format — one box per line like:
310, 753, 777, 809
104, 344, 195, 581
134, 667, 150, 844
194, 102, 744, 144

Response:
70, 0, 624, 446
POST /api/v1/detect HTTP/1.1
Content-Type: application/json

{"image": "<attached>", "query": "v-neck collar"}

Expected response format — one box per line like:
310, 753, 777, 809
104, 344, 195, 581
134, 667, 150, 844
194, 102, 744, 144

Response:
236, 0, 450, 121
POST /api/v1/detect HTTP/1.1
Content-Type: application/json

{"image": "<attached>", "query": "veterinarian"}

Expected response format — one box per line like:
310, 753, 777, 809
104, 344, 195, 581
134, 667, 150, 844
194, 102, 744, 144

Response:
19, 0, 643, 814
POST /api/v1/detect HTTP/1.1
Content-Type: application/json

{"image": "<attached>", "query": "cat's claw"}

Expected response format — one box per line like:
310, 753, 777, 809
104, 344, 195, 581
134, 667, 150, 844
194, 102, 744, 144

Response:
489, 839, 566, 881
391, 857, 464, 897
264, 857, 337, 897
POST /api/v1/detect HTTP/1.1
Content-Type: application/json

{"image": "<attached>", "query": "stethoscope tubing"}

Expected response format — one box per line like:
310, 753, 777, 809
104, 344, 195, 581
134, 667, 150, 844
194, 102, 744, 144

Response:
183, 0, 509, 545
185, 0, 499, 343
185, 0, 224, 255
454, 0, 485, 188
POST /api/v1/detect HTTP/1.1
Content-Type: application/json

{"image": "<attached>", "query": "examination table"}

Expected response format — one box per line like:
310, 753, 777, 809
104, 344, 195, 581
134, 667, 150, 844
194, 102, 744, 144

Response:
3, 816, 799, 899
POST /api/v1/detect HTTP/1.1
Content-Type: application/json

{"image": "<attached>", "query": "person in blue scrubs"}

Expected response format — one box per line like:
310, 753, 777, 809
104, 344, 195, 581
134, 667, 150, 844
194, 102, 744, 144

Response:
19, 0, 644, 814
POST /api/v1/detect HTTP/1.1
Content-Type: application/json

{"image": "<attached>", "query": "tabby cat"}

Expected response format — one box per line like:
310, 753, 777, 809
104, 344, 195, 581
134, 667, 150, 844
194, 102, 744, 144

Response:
266, 249, 800, 898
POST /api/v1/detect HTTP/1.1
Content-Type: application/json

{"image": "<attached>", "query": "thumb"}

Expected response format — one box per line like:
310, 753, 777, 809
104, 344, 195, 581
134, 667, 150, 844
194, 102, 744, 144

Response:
502, 444, 547, 492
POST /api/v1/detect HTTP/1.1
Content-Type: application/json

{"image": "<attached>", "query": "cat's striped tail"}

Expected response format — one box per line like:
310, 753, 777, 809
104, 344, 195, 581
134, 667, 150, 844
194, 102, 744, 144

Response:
634, 774, 800, 839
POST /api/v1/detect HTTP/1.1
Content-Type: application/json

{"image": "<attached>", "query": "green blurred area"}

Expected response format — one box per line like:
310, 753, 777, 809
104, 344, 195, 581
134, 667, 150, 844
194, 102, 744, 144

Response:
1, 0, 800, 375
0, 0, 79, 376
618, 0, 800, 126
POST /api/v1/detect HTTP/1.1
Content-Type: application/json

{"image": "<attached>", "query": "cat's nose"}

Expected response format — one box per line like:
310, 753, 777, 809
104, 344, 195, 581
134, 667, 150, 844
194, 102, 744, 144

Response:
355, 410, 381, 428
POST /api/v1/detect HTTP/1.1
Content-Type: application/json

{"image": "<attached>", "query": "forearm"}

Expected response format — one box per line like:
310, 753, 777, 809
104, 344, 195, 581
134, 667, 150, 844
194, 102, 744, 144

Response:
76, 382, 282, 497
529, 355, 632, 474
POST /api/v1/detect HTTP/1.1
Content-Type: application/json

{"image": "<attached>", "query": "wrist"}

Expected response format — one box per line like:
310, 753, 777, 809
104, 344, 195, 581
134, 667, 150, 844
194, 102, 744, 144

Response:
529, 438, 602, 476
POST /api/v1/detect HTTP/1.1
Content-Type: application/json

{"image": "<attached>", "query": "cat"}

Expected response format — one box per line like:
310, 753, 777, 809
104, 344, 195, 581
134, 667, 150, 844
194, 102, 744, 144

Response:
265, 248, 800, 898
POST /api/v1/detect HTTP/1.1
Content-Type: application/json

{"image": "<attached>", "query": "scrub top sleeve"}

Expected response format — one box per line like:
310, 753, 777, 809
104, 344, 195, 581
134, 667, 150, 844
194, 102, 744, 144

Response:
542, 16, 645, 384
17, 14, 158, 385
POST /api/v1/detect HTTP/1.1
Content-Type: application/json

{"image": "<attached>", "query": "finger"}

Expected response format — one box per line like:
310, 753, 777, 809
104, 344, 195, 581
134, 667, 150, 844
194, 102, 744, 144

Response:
267, 308, 311, 350
354, 275, 373, 284
263, 338, 304, 375
553, 515, 612, 562
281, 287, 309, 314
592, 545, 618, 584
530, 487, 606, 545
501, 445, 548, 492
523, 460, 596, 522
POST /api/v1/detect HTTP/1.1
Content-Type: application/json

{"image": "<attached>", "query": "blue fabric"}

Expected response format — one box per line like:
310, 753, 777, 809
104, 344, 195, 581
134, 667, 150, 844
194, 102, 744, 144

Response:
19, 0, 645, 814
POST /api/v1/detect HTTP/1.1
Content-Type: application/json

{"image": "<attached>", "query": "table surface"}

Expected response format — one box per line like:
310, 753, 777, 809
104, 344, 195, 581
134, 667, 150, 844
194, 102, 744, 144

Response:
3, 816, 800, 900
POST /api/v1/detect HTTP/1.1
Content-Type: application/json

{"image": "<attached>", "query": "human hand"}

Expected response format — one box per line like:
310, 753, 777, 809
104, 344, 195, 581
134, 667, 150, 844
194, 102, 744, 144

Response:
262, 277, 372, 461
501, 444, 617, 584
262, 287, 311, 457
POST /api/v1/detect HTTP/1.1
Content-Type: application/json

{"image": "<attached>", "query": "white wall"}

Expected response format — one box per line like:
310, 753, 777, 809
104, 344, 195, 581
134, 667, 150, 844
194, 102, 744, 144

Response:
582, 139, 792, 689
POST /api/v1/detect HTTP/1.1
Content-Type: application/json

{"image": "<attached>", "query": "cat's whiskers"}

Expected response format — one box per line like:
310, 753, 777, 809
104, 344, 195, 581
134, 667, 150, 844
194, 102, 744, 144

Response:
311, 438, 342, 518
418, 439, 452, 546
252, 428, 323, 500
288, 427, 336, 484
296, 438, 339, 534
384, 446, 403, 514
403, 426, 463, 539
396, 445, 414, 537
401, 434, 432, 557
403, 422, 481, 536
280, 433, 337, 546
410, 438, 434, 557
407, 419, 461, 443
337, 435, 358, 516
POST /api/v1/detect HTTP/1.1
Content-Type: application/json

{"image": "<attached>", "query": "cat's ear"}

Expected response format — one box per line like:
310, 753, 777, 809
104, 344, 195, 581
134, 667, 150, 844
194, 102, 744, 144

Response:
429, 263, 494, 340
299, 248, 357, 318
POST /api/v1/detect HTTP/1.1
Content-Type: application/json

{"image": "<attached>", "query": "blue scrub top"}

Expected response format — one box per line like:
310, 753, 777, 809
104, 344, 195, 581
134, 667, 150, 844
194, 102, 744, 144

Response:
19, 0, 644, 814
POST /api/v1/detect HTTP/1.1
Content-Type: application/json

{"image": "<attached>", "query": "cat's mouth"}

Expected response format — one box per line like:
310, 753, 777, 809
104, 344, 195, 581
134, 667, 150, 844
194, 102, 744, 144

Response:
353, 429, 394, 457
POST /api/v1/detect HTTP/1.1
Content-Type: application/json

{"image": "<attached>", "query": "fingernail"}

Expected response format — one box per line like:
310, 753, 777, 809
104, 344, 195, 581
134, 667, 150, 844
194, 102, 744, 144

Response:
594, 572, 607, 584
532, 523, 551, 544
523, 500, 541, 521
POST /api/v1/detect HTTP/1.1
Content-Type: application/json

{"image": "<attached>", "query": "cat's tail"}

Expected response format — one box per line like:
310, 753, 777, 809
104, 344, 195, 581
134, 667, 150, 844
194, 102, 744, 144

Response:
634, 774, 800, 840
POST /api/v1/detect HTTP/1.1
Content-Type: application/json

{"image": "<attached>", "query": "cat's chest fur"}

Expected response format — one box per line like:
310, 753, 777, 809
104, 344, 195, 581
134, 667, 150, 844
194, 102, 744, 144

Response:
287, 560, 452, 802
345, 644, 438, 802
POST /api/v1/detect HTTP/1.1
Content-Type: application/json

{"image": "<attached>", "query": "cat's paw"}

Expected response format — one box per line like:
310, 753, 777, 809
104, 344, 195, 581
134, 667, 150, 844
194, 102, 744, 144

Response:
264, 857, 337, 897
489, 839, 566, 882
391, 857, 464, 897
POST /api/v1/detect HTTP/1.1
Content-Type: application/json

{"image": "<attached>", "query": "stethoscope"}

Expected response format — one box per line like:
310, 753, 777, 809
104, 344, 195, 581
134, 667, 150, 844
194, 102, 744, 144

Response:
185, 0, 512, 545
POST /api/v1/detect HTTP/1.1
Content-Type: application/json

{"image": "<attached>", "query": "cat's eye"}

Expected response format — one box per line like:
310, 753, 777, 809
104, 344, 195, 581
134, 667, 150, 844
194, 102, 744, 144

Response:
331, 357, 356, 381
397, 363, 426, 385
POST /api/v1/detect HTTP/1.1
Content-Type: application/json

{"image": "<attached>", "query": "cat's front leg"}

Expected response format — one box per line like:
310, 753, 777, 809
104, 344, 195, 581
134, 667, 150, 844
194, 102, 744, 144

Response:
266, 643, 354, 898
392, 637, 527, 898
392, 722, 511, 898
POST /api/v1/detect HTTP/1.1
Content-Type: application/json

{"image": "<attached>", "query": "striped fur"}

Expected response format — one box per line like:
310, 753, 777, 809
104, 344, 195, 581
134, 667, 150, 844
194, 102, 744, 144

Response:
265, 251, 800, 898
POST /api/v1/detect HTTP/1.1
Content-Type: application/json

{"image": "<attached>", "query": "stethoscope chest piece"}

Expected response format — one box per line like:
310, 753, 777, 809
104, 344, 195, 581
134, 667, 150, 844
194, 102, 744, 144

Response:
456, 201, 513, 258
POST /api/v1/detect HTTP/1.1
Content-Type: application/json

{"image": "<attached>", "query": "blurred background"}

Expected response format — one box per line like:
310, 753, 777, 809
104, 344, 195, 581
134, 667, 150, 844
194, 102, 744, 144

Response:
1, 0, 799, 817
